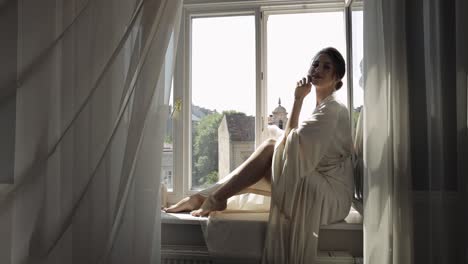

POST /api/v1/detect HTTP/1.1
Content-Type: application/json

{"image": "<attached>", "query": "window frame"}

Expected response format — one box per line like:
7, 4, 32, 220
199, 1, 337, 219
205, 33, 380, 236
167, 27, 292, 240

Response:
168, 0, 358, 204
346, 0, 363, 141
346, 0, 364, 205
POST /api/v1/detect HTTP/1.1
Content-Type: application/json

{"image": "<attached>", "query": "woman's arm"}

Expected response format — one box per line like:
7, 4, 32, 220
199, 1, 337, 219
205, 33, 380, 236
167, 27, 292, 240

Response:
280, 77, 311, 145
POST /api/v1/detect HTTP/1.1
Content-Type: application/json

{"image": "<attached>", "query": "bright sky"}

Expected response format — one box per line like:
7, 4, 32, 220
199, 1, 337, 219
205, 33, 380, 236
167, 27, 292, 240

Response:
352, 10, 364, 107
192, 16, 256, 115
266, 12, 347, 120
190, 11, 364, 121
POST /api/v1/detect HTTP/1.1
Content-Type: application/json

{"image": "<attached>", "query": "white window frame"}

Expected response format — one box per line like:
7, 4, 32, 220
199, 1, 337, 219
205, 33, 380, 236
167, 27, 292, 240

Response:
346, 0, 363, 141
168, 0, 356, 205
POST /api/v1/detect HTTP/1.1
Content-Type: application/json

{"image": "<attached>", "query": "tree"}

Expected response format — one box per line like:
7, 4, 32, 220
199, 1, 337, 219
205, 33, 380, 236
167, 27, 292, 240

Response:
192, 110, 239, 187
192, 112, 223, 187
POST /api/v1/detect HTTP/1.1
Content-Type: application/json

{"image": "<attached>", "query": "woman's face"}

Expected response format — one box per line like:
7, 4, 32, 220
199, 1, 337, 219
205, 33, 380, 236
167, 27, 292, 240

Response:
308, 53, 338, 90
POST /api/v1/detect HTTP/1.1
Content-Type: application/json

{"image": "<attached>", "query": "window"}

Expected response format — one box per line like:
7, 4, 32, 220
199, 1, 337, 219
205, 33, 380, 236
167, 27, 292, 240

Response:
161, 76, 174, 191
265, 11, 348, 124
167, 2, 361, 202
350, 2, 363, 138
190, 15, 256, 191
348, 0, 364, 202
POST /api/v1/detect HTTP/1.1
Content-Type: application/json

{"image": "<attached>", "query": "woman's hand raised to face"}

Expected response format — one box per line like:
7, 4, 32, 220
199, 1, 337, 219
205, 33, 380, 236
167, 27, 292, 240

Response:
295, 76, 312, 100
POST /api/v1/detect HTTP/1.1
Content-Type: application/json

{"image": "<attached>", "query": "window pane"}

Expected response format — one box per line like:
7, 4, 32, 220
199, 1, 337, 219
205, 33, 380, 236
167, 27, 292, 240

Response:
351, 3, 364, 201
266, 12, 347, 125
351, 8, 363, 138
191, 16, 256, 190
162, 80, 174, 192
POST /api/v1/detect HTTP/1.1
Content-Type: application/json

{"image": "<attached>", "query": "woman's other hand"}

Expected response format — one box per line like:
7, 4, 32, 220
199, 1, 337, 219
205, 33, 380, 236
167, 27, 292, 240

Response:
295, 76, 312, 100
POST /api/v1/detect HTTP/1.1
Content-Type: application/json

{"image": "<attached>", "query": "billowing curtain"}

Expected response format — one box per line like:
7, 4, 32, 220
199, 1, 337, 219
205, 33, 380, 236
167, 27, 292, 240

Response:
0, 0, 182, 263
364, 0, 468, 263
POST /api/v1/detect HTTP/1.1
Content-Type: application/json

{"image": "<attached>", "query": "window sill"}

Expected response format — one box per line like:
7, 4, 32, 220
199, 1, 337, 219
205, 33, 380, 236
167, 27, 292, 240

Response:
162, 211, 208, 225
161, 206, 363, 230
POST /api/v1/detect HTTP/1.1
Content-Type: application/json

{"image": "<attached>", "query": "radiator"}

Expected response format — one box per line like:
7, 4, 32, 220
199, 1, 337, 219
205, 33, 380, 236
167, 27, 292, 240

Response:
162, 259, 211, 264
161, 245, 212, 264
162, 245, 356, 264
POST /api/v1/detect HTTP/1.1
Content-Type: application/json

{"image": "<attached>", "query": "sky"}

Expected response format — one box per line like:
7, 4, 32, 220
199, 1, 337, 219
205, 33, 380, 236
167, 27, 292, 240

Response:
189, 11, 364, 122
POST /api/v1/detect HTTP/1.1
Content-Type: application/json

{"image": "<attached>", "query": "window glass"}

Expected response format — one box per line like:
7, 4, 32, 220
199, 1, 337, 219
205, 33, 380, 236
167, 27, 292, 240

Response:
161, 80, 174, 192
351, 2, 364, 201
351, 7, 363, 138
191, 16, 256, 190
266, 12, 347, 125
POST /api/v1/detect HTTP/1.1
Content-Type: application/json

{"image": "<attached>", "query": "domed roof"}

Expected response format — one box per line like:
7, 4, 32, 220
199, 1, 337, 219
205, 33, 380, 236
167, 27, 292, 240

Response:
272, 98, 287, 114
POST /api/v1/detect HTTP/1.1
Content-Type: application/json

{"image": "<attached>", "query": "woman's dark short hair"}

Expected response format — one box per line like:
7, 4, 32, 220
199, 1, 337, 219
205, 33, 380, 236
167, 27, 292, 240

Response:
313, 47, 346, 90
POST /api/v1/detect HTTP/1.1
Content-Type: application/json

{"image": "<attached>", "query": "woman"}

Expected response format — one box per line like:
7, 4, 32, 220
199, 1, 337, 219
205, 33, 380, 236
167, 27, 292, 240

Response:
164, 47, 354, 263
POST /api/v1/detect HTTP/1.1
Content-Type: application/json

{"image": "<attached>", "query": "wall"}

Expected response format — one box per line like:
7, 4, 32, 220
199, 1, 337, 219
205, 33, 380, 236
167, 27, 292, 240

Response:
232, 141, 255, 170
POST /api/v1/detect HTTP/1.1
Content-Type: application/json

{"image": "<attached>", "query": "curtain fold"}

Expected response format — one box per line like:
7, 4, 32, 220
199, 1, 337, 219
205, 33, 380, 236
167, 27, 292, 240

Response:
365, 0, 468, 263
363, 0, 413, 263
457, 0, 468, 256
0, 0, 183, 263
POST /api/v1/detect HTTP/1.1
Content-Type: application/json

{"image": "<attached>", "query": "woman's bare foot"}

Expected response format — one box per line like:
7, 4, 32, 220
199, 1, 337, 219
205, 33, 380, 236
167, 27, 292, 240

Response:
191, 195, 227, 217
163, 194, 205, 213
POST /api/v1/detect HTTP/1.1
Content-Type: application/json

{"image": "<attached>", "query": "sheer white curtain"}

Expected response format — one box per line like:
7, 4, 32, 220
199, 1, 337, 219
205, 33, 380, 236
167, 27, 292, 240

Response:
364, 0, 468, 263
363, 0, 413, 263
0, 0, 182, 263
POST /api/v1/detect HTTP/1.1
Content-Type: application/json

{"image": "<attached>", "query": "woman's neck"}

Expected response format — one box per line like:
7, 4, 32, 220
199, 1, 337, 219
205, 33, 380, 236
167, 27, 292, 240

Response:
315, 86, 334, 106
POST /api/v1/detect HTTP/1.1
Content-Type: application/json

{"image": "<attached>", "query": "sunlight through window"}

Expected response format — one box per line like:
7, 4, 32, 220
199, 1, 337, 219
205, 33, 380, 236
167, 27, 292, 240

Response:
191, 16, 256, 190
266, 12, 347, 124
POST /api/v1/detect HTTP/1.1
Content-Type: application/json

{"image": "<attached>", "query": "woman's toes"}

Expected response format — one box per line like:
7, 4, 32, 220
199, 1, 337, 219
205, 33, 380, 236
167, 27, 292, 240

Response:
190, 209, 201, 217
191, 208, 210, 217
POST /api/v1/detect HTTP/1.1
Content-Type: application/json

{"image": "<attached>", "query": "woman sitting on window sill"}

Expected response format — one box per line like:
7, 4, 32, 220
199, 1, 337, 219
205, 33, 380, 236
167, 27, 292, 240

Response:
163, 47, 354, 264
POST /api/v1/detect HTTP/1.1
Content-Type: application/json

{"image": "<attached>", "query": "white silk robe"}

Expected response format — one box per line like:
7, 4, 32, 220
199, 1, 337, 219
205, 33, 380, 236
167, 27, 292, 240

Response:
262, 94, 354, 263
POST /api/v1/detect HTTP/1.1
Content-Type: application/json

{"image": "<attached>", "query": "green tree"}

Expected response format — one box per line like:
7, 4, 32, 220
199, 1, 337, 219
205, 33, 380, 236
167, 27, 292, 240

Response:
192, 110, 239, 187
164, 135, 173, 144
352, 106, 362, 133
192, 112, 223, 187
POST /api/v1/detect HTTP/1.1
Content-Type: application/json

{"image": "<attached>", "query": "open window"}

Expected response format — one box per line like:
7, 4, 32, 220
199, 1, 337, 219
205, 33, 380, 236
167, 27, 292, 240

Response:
264, 10, 348, 127
167, 1, 364, 207
347, 0, 364, 206
162, 1, 365, 261
190, 15, 256, 191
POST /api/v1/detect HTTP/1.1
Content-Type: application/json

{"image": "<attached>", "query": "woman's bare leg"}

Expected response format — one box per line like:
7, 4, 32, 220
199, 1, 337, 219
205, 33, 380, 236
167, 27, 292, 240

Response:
191, 138, 275, 216
163, 138, 275, 214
